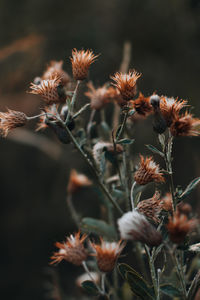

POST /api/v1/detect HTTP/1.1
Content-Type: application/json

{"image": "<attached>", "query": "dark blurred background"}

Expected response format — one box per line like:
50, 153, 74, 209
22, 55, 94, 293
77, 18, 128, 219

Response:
1, 0, 200, 299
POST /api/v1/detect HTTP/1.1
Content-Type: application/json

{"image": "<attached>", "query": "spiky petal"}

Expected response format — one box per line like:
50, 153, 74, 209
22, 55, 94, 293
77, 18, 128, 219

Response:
91, 238, 125, 273
0, 109, 27, 137
42, 60, 71, 86
111, 70, 141, 101
117, 210, 162, 247
50, 232, 88, 266
70, 49, 98, 80
170, 112, 200, 137
134, 155, 165, 185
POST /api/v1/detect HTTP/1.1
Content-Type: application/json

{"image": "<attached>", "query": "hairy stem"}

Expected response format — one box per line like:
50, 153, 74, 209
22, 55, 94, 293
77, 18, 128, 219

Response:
145, 246, 159, 300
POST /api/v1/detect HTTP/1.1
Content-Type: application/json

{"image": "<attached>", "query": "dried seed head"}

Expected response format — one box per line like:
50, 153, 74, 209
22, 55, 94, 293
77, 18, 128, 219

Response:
137, 191, 162, 224
117, 210, 162, 247
67, 169, 92, 194
0, 109, 28, 137
29, 76, 65, 105
111, 70, 141, 101
167, 211, 197, 244
42, 60, 71, 86
134, 155, 165, 185
50, 232, 88, 266
160, 96, 187, 127
70, 49, 98, 80
132, 92, 152, 117
170, 112, 200, 137
76, 272, 100, 287
92, 141, 123, 166
160, 193, 173, 212
85, 83, 114, 110
91, 238, 125, 273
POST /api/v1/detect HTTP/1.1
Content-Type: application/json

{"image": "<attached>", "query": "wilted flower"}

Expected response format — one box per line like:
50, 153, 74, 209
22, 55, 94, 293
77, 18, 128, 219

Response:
160, 96, 187, 127
42, 60, 71, 86
93, 141, 123, 166
170, 112, 200, 137
91, 238, 125, 273
111, 70, 141, 101
131, 92, 152, 117
50, 232, 88, 265
70, 49, 98, 80
134, 155, 165, 185
29, 76, 65, 105
67, 169, 92, 194
117, 210, 162, 247
137, 191, 162, 224
76, 272, 100, 287
0, 109, 28, 137
85, 83, 122, 110
167, 211, 197, 244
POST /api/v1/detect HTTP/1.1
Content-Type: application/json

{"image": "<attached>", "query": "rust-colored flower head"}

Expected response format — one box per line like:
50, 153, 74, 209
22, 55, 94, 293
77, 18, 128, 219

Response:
70, 49, 98, 81
92, 141, 123, 166
67, 169, 92, 194
91, 238, 125, 273
42, 60, 71, 86
134, 155, 165, 185
177, 202, 192, 216
29, 75, 65, 105
117, 210, 162, 247
111, 70, 141, 101
50, 232, 88, 266
132, 92, 152, 117
0, 109, 28, 137
170, 111, 200, 137
167, 211, 197, 244
160, 193, 173, 212
36, 105, 58, 131
85, 83, 113, 110
160, 96, 187, 127
137, 191, 162, 224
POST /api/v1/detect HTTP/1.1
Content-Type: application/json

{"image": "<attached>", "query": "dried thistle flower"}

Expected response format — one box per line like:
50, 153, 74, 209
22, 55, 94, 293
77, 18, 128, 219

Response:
117, 210, 162, 247
170, 112, 200, 137
91, 238, 125, 273
167, 211, 197, 244
67, 169, 92, 194
160, 193, 173, 212
42, 60, 71, 86
160, 96, 187, 127
85, 83, 113, 110
137, 191, 162, 224
50, 232, 88, 265
70, 49, 98, 80
29, 76, 65, 105
76, 272, 100, 287
111, 70, 141, 101
134, 155, 165, 185
0, 109, 28, 137
92, 141, 123, 166
131, 92, 152, 117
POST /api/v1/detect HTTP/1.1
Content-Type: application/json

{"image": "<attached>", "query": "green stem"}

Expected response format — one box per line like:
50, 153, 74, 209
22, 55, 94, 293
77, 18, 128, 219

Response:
145, 246, 159, 299
116, 110, 129, 141
61, 120, 123, 215
71, 80, 81, 114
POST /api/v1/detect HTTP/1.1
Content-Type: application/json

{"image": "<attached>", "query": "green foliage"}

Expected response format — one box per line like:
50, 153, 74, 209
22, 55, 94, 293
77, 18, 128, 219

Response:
81, 217, 117, 239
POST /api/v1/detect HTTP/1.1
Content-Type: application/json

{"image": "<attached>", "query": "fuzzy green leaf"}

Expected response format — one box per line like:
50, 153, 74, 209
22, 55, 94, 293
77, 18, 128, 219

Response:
179, 177, 200, 199
81, 217, 117, 239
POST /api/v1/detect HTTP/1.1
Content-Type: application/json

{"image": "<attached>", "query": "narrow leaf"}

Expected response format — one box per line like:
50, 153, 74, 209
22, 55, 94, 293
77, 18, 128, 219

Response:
160, 284, 183, 297
179, 177, 200, 199
117, 138, 135, 145
146, 144, 164, 157
81, 280, 99, 296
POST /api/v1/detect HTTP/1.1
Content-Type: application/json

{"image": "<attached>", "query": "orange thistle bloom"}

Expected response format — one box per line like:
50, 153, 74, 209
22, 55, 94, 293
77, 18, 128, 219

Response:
131, 92, 152, 117
42, 60, 71, 86
137, 191, 162, 224
0, 109, 28, 137
134, 155, 165, 185
170, 112, 200, 137
29, 75, 65, 105
85, 83, 114, 110
70, 49, 98, 81
67, 169, 92, 194
50, 232, 88, 266
167, 211, 197, 244
111, 70, 141, 101
160, 96, 187, 126
91, 238, 125, 273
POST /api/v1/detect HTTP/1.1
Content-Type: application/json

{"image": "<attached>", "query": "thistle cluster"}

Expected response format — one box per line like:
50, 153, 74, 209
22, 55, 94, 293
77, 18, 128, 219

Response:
1, 48, 200, 299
